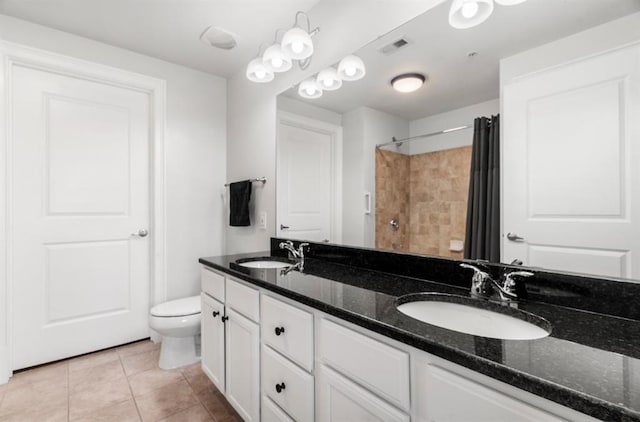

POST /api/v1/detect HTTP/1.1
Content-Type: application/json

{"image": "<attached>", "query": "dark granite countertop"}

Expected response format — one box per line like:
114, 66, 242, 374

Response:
199, 251, 640, 422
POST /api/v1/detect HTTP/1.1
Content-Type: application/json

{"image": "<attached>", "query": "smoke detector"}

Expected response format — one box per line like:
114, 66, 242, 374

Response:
200, 26, 238, 50
378, 37, 412, 55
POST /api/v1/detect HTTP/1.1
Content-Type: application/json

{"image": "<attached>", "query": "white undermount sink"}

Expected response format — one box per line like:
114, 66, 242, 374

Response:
237, 259, 293, 269
397, 294, 551, 341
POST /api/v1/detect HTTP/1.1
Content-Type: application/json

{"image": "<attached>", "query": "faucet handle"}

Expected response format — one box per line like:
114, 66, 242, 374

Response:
503, 271, 534, 292
279, 240, 294, 248
459, 263, 490, 277
460, 263, 493, 296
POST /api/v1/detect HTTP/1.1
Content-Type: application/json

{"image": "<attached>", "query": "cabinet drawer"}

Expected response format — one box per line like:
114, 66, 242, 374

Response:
201, 267, 225, 302
226, 278, 259, 322
262, 395, 295, 422
261, 294, 314, 371
317, 318, 410, 411
262, 345, 314, 422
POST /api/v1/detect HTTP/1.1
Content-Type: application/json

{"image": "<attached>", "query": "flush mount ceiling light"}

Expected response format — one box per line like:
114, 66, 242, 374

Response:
449, 0, 494, 29
246, 56, 274, 83
316, 67, 342, 91
200, 26, 237, 50
262, 43, 292, 73
337, 55, 366, 81
298, 77, 323, 99
391, 73, 426, 93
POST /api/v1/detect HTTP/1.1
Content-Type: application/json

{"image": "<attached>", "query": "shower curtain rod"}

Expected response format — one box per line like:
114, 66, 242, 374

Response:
375, 119, 492, 149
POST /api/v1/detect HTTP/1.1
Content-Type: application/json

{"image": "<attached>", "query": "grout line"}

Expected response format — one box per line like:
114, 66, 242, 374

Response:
122, 353, 144, 422
66, 361, 70, 422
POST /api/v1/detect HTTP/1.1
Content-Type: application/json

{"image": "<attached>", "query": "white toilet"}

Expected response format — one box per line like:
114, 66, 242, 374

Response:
149, 295, 201, 369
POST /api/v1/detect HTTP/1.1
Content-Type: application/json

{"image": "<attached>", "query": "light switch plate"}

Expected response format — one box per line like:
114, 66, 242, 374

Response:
258, 211, 267, 230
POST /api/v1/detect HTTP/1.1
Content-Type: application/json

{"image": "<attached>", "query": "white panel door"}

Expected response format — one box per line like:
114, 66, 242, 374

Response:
502, 45, 640, 279
277, 120, 333, 242
11, 65, 150, 369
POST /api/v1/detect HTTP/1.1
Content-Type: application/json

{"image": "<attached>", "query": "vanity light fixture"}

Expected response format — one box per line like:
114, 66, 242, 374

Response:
391, 73, 426, 93
246, 48, 274, 83
263, 41, 292, 73
449, 0, 527, 29
337, 55, 366, 81
298, 77, 323, 99
449, 0, 494, 29
495, 0, 527, 5
247, 11, 319, 82
298, 55, 366, 99
316, 67, 342, 91
281, 12, 319, 63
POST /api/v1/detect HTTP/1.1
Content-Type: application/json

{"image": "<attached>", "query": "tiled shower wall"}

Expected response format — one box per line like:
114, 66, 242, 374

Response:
375, 146, 472, 259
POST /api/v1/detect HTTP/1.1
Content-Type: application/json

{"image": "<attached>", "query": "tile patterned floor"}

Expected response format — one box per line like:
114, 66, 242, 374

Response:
0, 340, 242, 422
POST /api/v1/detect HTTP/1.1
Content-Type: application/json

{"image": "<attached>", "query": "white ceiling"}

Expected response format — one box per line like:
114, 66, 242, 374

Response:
0, 0, 322, 77
283, 0, 640, 120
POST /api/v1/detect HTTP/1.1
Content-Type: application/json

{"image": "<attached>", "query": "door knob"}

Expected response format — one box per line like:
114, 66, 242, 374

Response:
506, 232, 525, 242
131, 229, 149, 237
275, 382, 286, 393
280, 224, 290, 230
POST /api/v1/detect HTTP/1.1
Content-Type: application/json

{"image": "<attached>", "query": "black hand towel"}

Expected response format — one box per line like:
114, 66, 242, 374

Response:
229, 180, 252, 226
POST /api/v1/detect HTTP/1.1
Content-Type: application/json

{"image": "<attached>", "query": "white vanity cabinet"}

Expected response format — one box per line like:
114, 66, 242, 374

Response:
201, 267, 260, 422
200, 265, 599, 422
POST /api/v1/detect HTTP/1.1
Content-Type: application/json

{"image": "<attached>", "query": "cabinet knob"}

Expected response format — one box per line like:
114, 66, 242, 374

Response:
275, 382, 286, 393
212, 311, 220, 317
275, 326, 286, 336
221, 315, 229, 322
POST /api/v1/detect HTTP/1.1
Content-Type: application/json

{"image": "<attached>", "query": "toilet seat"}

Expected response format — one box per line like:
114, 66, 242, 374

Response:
151, 295, 200, 317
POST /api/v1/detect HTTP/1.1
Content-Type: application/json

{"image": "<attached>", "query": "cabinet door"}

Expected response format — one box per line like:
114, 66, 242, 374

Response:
316, 364, 409, 422
415, 362, 566, 422
201, 293, 225, 393
225, 307, 260, 422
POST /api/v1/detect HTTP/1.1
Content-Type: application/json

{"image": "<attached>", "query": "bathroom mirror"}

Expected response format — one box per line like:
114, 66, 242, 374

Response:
275, 0, 640, 282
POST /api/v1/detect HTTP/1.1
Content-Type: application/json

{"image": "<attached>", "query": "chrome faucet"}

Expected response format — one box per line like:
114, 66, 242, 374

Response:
279, 240, 309, 270
460, 263, 533, 302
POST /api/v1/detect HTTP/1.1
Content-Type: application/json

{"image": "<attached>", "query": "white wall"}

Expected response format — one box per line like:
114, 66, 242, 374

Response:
342, 108, 366, 247
277, 96, 342, 126
226, 0, 448, 254
408, 99, 499, 155
0, 15, 227, 301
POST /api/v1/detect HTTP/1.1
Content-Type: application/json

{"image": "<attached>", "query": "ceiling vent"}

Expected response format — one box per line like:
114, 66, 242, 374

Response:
200, 26, 238, 50
378, 37, 412, 55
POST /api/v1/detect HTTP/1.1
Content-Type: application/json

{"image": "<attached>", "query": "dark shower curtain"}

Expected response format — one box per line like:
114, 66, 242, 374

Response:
464, 115, 500, 261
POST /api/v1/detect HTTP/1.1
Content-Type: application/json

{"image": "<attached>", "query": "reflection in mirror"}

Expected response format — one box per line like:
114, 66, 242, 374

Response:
276, 0, 640, 282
